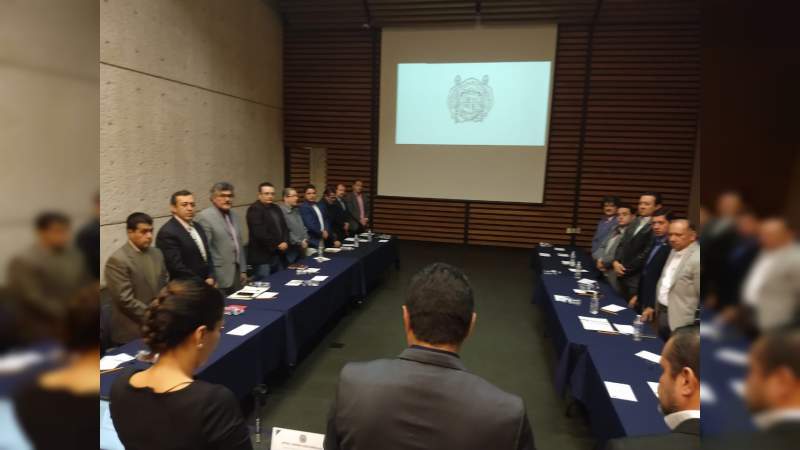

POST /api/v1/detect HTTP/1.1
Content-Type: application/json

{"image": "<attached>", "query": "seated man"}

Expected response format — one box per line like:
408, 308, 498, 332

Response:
324, 263, 535, 450
605, 326, 700, 450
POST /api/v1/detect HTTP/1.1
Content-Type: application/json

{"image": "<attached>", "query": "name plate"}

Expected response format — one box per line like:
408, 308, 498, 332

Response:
271, 427, 324, 450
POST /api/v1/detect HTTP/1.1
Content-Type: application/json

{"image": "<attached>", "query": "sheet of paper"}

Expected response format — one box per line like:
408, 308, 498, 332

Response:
538, 252, 551, 257
313, 256, 331, 262
700, 382, 717, 404
557, 253, 570, 257
715, 348, 749, 367
635, 350, 662, 364
578, 316, 616, 333
271, 427, 324, 450
613, 323, 636, 335
324, 247, 342, 253
555, 247, 566, 251
311, 275, 328, 282
304, 268, 321, 273
648, 381, 659, 398
554, 295, 572, 303
730, 379, 745, 398
341, 243, 355, 248
573, 289, 588, 295
601, 304, 627, 313
228, 286, 269, 300
256, 291, 278, 299
379, 239, 389, 243
100, 353, 135, 371
561, 261, 572, 266
285, 280, 304, 286
226, 324, 259, 336
568, 268, 589, 273
604, 381, 638, 402
577, 278, 596, 284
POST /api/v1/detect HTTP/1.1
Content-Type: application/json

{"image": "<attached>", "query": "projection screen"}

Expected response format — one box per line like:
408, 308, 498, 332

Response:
378, 25, 557, 203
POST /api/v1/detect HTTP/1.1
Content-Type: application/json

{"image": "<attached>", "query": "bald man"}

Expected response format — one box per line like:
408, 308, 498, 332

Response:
655, 219, 700, 340
741, 218, 800, 332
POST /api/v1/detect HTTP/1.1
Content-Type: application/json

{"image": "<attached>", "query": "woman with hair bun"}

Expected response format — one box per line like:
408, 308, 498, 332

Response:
109, 279, 252, 450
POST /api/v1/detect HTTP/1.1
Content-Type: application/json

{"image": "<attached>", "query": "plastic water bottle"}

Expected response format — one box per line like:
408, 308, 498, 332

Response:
633, 315, 643, 342
318, 241, 324, 256
353, 233, 359, 248
569, 251, 576, 267
574, 261, 582, 280
590, 291, 600, 315
367, 228, 373, 242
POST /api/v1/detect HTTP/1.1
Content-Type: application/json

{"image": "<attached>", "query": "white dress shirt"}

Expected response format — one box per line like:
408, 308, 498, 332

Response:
664, 409, 700, 431
753, 408, 800, 430
742, 246, 788, 306
633, 216, 651, 235
174, 215, 207, 262
658, 247, 689, 306
311, 203, 325, 231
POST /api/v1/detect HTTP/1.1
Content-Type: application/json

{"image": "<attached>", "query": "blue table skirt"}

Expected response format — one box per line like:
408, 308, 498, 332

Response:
100, 309, 286, 400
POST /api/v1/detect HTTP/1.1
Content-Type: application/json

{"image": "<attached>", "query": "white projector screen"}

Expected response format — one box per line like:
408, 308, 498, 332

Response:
378, 25, 557, 203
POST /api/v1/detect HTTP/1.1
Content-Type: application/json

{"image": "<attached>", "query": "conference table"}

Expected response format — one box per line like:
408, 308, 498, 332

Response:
531, 244, 670, 443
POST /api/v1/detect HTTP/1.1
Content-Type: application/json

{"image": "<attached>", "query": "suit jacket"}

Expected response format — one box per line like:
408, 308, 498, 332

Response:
155, 217, 213, 281
196, 207, 247, 289
614, 217, 654, 278
104, 243, 168, 344
326, 199, 349, 241
344, 192, 370, 232
749, 243, 800, 331
638, 237, 672, 311
594, 225, 626, 266
324, 347, 535, 450
657, 242, 701, 330
299, 201, 331, 248
246, 201, 289, 267
604, 418, 700, 450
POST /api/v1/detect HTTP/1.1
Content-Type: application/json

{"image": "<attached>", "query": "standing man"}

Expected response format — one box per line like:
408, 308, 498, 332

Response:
345, 179, 370, 235
104, 213, 168, 345
300, 184, 340, 250
604, 327, 700, 450
196, 182, 247, 295
279, 187, 309, 264
76, 191, 100, 280
335, 183, 351, 237
156, 190, 214, 285
655, 219, 701, 340
324, 186, 349, 242
247, 182, 290, 279
613, 192, 663, 301
595, 204, 635, 294
631, 208, 673, 317
591, 196, 619, 256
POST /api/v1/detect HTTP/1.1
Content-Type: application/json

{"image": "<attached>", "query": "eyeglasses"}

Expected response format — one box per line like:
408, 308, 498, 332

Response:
216, 193, 235, 199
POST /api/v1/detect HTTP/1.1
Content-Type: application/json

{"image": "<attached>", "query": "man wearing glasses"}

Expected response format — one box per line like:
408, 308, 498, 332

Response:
196, 182, 248, 294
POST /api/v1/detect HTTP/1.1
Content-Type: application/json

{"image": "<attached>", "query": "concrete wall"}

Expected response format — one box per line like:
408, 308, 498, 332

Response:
100, 0, 283, 281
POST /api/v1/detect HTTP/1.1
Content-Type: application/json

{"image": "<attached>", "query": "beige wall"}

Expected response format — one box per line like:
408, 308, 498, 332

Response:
100, 0, 283, 281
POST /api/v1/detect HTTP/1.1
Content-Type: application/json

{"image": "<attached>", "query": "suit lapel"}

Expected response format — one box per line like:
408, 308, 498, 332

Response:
669, 243, 698, 292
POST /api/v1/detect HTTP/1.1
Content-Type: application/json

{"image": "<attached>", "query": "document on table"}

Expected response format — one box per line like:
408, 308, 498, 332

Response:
100, 353, 135, 371
557, 253, 570, 257
228, 286, 269, 300
635, 350, 662, 364
578, 316, 616, 333
601, 304, 627, 313
538, 252, 552, 257
730, 379, 745, 398
573, 289, 588, 295
700, 382, 717, 404
561, 261, 572, 266
568, 268, 589, 273
285, 280, 304, 286
271, 427, 324, 450
613, 323, 635, 335
226, 324, 259, 336
378, 239, 389, 243
604, 381, 638, 402
324, 247, 342, 253
554, 295, 572, 303
648, 381, 659, 397
311, 275, 328, 282
303, 268, 321, 274
577, 278, 596, 284
555, 247, 566, 251
313, 256, 331, 262
256, 291, 278, 300
715, 348, 749, 367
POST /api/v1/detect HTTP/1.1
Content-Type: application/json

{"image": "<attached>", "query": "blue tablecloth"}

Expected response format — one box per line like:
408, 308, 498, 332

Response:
338, 238, 399, 294
532, 246, 670, 441
100, 308, 286, 400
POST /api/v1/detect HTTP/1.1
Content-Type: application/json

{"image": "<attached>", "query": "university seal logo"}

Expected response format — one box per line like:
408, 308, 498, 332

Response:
447, 75, 493, 123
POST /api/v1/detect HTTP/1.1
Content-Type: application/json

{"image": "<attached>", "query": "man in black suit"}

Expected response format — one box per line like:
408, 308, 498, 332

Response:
324, 186, 349, 242
246, 182, 290, 280
604, 326, 700, 450
325, 263, 535, 450
613, 192, 663, 301
155, 190, 214, 286
629, 208, 673, 317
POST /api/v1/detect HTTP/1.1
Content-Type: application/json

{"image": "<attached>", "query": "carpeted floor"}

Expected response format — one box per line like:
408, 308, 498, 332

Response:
251, 240, 594, 449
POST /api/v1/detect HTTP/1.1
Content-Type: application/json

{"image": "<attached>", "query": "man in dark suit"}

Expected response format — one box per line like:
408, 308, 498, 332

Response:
104, 212, 168, 344
324, 263, 535, 450
630, 208, 673, 317
155, 190, 214, 285
613, 192, 663, 301
324, 186, 349, 242
299, 184, 340, 250
344, 179, 370, 235
246, 182, 290, 280
604, 326, 700, 450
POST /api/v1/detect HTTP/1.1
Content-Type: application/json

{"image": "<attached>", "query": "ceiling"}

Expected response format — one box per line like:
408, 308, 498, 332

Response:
276, 0, 699, 30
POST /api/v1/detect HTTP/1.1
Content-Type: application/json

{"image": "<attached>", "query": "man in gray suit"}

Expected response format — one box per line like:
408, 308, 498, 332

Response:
655, 219, 701, 340
104, 213, 168, 345
196, 182, 248, 294
344, 179, 370, 235
595, 204, 636, 293
324, 263, 535, 450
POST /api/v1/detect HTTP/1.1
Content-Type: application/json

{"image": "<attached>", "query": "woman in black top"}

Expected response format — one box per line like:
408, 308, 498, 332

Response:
110, 280, 252, 450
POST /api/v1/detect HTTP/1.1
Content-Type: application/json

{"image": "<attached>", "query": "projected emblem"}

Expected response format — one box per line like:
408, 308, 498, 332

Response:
448, 75, 493, 123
